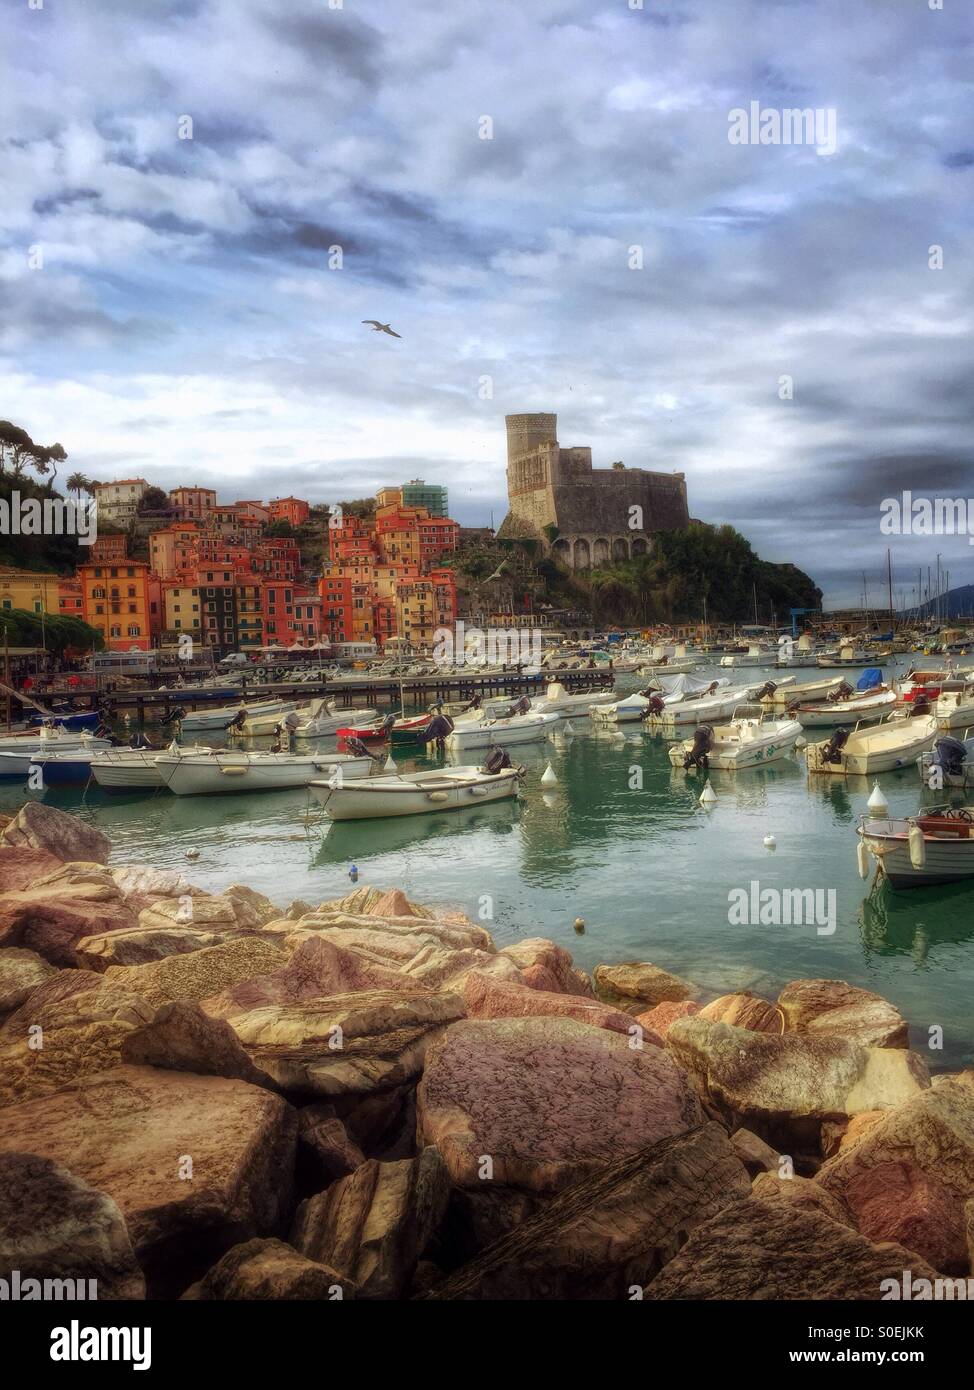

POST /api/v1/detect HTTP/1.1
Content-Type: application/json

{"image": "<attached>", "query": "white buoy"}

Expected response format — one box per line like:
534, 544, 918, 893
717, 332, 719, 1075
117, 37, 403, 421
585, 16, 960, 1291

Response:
857, 840, 870, 880
867, 781, 889, 816
763, 834, 776, 849
541, 762, 558, 786
699, 782, 718, 808
908, 824, 926, 870
383, 755, 397, 773
185, 848, 200, 860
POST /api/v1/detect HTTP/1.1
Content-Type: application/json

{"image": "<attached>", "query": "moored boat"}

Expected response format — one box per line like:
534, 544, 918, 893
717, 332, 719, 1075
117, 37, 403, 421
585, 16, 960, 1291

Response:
934, 679, 974, 732
444, 710, 561, 752
176, 698, 300, 733
310, 759, 522, 820
155, 749, 377, 795
0, 730, 115, 779
858, 806, 974, 887
791, 670, 896, 728
668, 706, 803, 771
806, 713, 938, 775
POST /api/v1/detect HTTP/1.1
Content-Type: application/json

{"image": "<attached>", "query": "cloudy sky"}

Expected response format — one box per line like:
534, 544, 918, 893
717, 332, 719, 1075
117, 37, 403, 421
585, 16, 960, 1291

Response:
3, 0, 972, 608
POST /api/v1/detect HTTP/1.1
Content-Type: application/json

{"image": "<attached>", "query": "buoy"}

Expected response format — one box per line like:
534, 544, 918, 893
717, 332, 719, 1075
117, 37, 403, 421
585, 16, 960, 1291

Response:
867, 781, 889, 816
763, 834, 776, 849
908, 825, 926, 870
857, 840, 870, 880
699, 782, 718, 808
573, 917, 585, 934
383, 755, 397, 773
185, 848, 200, 860
541, 762, 558, 786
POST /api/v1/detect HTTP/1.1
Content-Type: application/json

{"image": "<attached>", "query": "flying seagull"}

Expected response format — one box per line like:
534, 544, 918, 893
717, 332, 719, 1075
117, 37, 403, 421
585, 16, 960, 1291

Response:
362, 320, 402, 338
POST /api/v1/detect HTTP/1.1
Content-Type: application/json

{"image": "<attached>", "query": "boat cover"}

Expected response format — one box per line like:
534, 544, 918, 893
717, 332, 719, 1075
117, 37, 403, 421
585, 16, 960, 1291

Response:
656, 673, 729, 698
857, 668, 883, 690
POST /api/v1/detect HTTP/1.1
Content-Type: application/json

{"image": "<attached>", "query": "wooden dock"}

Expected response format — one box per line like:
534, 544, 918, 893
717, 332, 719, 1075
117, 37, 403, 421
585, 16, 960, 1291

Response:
43, 668, 615, 723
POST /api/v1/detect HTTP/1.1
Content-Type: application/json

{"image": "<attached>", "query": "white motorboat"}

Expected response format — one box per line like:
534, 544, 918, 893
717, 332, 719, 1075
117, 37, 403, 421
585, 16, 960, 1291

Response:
719, 645, 775, 668
644, 680, 776, 730
155, 749, 377, 795
527, 680, 617, 717
309, 763, 522, 820
934, 680, 974, 732
793, 684, 897, 728
668, 707, 803, 771
761, 676, 844, 709
806, 714, 939, 775
175, 698, 300, 733
0, 724, 112, 761
289, 699, 379, 739
89, 743, 214, 792
594, 674, 730, 725
858, 807, 974, 888
0, 730, 115, 779
444, 711, 562, 752
815, 645, 873, 668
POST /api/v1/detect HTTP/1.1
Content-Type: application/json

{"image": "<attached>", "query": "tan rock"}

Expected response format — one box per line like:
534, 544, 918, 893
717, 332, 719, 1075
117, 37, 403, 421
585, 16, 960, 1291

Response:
102, 935, 288, 1010
730, 1128, 781, 1176
498, 938, 592, 996
1, 802, 111, 863
700, 992, 783, 1033
635, 999, 700, 1038
644, 1196, 939, 1299
181, 1238, 352, 1300
751, 1171, 856, 1228
0, 866, 138, 966
76, 922, 253, 971
593, 960, 695, 1012
297, 1106, 366, 1185
461, 970, 637, 1035
120, 1000, 277, 1088
0, 845, 64, 893
0, 1065, 297, 1296
777, 978, 908, 1048
0, 947, 57, 1016
0, 1151, 144, 1300
291, 1149, 449, 1299
417, 1016, 703, 1194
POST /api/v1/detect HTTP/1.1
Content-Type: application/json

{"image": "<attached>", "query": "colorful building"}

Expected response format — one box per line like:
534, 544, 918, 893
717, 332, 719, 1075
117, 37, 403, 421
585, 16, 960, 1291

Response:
91, 478, 147, 525
269, 496, 310, 527
169, 487, 217, 520
0, 568, 62, 616
79, 559, 152, 651
401, 479, 448, 517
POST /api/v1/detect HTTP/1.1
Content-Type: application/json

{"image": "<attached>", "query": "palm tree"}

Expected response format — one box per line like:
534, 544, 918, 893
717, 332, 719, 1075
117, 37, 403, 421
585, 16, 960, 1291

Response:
67, 471, 89, 499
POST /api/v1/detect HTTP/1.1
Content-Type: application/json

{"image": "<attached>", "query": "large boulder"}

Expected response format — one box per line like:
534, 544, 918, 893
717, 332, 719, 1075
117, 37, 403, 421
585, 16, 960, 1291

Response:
751, 1171, 856, 1228
777, 979, 909, 1049
498, 938, 592, 996
461, 970, 638, 1036
120, 1000, 277, 1089
417, 1017, 703, 1194
634, 999, 700, 1039
0, 1151, 145, 1300
666, 1016, 929, 1153
101, 935, 288, 1010
219, 988, 465, 1098
0, 845, 64, 892
593, 960, 695, 1013
816, 1080, 974, 1273
202, 935, 416, 1016
181, 1238, 352, 1300
643, 1196, 940, 1299
699, 993, 783, 1034
0, 1065, 297, 1297
291, 1149, 449, 1300
0, 864, 138, 966
424, 1122, 751, 1300
1, 802, 111, 864
0, 947, 56, 1016
76, 923, 255, 972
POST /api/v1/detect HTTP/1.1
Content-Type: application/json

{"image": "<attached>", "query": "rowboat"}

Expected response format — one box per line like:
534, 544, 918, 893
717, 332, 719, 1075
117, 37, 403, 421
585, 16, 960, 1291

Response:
89, 744, 215, 792
0, 731, 115, 779
155, 749, 376, 796
668, 707, 803, 771
444, 711, 561, 752
805, 714, 939, 775
25, 707, 104, 731
290, 699, 379, 739
858, 807, 974, 888
176, 698, 300, 733
894, 667, 953, 710
309, 763, 522, 820
0, 723, 112, 759
934, 680, 974, 731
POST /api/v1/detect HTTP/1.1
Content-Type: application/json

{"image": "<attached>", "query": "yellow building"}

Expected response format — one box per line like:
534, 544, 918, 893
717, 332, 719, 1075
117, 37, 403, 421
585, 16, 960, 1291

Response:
394, 577, 436, 650
0, 567, 62, 616
163, 583, 201, 640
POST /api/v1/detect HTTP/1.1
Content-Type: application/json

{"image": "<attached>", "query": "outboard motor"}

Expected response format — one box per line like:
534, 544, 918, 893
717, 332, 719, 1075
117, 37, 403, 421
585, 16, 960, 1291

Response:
425, 713, 454, 750
224, 709, 247, 733
639, 695, 666, 720
931, 737, 967, 780
161, 706, 186, 727
827, 681, 854, 703
910, 694, 932, 717
754, 681, 777, 701
344, 735, 372, 759
683, 724, 714, 771
482, 747, 513, 774
379, 713, 397, 735
821, 727, 850, 764
128, 731, 154, 750
506, 695, 531, 718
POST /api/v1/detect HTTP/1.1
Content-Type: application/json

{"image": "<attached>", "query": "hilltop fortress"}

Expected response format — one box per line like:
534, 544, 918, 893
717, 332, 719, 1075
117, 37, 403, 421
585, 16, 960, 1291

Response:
496, 413, 690, 570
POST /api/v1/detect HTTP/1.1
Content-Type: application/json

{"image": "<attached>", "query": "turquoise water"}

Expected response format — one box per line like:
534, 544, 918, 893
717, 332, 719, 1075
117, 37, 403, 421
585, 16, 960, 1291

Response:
3, 658, 972, 1067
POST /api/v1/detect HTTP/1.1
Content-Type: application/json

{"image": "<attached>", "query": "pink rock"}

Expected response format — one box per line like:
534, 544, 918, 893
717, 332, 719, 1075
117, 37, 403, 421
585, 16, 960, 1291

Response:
0, 846, 64, 893
840, 1160, 967, 1274
499, 939, 592, 997
462, 971, 640, 1036
635, 1000, 701, 1039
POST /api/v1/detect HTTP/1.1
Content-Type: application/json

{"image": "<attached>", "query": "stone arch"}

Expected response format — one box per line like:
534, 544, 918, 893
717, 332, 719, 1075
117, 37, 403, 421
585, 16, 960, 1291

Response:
631, 537, 648, 558
552, 537, 571, 564
572, 537, 591, 571
592, 537, 610, 567
612, 536, 629, 562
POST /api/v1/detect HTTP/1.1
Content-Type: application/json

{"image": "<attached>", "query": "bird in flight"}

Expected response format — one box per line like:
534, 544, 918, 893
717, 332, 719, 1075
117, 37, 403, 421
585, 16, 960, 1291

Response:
362, 320, 402, 338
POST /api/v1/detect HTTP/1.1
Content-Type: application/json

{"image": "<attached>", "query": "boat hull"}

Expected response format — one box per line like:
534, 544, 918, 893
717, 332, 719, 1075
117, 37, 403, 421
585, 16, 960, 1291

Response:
444, 713, 561, 751
806, 717, 938, 775
156, 753, 374, 795
860, 821, 974, 888
0, 740, 114, 778
310, 767, 520, 820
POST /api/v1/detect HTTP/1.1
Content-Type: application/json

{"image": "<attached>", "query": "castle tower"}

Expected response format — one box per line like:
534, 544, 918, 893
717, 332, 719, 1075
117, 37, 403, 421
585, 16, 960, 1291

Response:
505, 413, 557, 466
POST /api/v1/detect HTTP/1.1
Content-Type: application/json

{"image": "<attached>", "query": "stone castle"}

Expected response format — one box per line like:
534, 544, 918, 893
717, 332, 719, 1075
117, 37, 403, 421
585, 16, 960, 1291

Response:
496, 413, 689, 570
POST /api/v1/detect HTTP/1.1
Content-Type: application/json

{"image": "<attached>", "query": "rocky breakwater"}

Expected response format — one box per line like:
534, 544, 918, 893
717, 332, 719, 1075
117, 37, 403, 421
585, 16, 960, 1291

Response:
0, 802, 970, 1300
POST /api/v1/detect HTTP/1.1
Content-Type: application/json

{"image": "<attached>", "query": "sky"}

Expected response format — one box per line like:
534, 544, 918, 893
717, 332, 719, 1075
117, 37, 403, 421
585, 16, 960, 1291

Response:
2, 0, 972, 609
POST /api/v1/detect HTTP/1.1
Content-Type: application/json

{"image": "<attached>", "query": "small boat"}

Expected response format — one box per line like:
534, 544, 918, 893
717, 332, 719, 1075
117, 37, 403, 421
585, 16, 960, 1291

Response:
918, 735, 974, 789
310, 759, 522, 821
644, 680, 778, 730
155, 749, 377, 796
858, 806, 974, 888
0, 730, 115, 779
89, 743, 214, 792
668, 706, 803, 771
894, 667, 953, 710
591, 675, 728, 725
336, 713, 397, 749
444, 711, 561, 752
290, 699, 379, 739
806, 713, 938, 775
761, 676, 845, 708
0, 722, 112, 757
528, 680, 618, 716
792, 670, 896, 728
25, 707, 104, 731
176, 698, 300, 733
719, 645, 775, 668
815, 645, 873, 668
934, 679, 974, 732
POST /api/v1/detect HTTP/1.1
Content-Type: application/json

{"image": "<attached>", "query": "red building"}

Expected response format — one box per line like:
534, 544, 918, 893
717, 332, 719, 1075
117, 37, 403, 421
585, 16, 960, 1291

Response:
269, 496, 310, 526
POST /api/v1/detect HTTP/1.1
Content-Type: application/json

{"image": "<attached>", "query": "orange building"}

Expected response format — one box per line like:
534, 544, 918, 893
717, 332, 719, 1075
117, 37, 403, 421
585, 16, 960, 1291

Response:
319, 575, 352, 643
58, 577, 84, 620
269, 496, 310, 526
169, 487, 216, 520
150, 523, 200, 579
79, 559, 152, 651
89, 534, 127, 563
